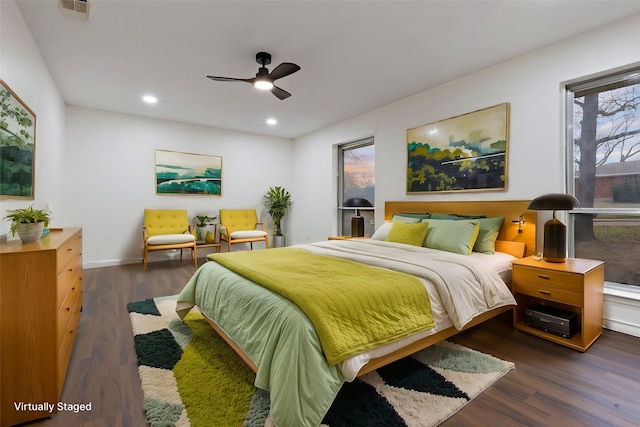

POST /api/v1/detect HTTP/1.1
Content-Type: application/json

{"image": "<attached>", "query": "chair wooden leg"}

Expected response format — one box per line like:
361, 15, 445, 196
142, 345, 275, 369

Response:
179, 248, 184, 261
193, 246, 197, 268
265, 237, 269, 249
143, 249, 148, 272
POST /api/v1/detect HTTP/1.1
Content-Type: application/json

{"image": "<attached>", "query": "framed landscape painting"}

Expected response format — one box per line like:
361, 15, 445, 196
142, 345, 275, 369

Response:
155, 149, 222, 196
407, 103, 509, 193
0, 80, 36, 199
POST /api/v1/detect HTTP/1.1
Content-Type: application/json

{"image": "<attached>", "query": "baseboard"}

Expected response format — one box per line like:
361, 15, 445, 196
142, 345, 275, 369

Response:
84, 258, 141, 269
603, 283, 640, 338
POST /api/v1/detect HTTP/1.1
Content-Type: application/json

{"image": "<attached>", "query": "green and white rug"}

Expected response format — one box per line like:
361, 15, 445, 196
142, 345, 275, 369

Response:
128, 295, 514, 427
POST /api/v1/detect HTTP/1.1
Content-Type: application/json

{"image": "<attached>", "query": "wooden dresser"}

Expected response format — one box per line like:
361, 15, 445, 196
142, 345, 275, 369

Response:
0, 228, 83, 427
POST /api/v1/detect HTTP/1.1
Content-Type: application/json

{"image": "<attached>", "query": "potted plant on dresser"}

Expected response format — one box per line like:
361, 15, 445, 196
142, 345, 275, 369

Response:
264, 186, 293, 248
4, 205, 50, 243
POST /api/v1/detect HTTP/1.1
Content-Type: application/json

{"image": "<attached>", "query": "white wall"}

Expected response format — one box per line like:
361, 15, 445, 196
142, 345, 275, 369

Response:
65, 107, 293, 267
2, 0, 293, 267
290, 13, 640, 246
0, 0, 67, 236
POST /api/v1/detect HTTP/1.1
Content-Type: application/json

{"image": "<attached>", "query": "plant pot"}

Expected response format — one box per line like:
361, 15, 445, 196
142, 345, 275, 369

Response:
17, 222, 45, 243
195, 226, 207, 243
273, 235, 286, 248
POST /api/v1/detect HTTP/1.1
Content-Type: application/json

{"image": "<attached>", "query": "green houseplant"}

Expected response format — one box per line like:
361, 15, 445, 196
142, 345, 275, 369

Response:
4, 205, 50, 243
264, 186, 293, 247
193, 214, 217, 243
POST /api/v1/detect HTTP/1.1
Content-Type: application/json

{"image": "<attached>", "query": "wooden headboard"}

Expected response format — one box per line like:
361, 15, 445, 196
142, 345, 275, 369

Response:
384, 200, 536, 258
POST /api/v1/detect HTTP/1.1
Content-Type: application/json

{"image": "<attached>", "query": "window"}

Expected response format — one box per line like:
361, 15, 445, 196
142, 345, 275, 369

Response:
338, 138, 375, 236
566, 68, 640, 286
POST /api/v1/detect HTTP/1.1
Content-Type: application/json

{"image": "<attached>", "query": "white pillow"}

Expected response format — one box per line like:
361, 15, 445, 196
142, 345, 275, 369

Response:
371, 222, 394, 241
229, 230, 267, 239
147, 234, 195, 245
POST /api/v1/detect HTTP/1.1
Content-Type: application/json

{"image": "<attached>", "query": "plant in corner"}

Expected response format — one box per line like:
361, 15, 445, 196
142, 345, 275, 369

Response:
193, 214, 217, 243
4, 205, 50, 243
264, 186, 293, 247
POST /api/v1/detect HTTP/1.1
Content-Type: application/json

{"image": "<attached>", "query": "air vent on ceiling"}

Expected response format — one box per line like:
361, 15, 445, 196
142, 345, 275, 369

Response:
59, 0, 90, 18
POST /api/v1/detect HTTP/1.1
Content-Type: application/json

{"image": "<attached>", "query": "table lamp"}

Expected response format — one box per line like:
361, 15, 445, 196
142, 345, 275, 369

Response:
528, 193, 580, 262
343, 198, 373, 237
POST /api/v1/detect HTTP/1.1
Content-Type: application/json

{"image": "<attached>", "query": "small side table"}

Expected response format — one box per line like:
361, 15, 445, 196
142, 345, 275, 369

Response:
196, 224, 221, 256
511, 256, 604, 352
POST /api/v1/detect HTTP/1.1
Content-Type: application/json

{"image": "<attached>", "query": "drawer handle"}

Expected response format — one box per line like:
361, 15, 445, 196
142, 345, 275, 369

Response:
67, 248, 73, 252
66, 307, 71, 312
537, 274, 551, 280
538, 290, 551, 295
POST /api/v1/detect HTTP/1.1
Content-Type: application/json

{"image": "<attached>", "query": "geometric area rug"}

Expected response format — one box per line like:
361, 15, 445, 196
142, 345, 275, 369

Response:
128, 295, 514, 427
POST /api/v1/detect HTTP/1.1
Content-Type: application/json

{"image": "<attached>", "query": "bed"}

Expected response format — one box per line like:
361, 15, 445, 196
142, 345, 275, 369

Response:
176, 200, 536, 427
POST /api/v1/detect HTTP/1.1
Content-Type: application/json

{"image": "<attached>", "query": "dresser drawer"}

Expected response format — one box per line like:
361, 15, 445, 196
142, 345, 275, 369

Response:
512, 281, 583, 306
56, 275, 82, 347
56, 231, 82, 275
513, 265, 584, 293
57, 292, 82, 393
57, 253, 82, 309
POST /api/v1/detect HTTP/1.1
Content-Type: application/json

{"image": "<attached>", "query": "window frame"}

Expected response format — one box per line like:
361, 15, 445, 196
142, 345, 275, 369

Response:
337, 137, 375, 235
565, 68, 640, 266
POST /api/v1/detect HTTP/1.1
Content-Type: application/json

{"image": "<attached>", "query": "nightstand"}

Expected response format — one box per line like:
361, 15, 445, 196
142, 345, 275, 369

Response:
511, 256, 604, 352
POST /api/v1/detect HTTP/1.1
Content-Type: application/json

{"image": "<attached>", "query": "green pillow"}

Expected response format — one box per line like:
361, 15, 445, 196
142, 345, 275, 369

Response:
390, 214, 421, 224
473, 217, 505, 254
391, 213, 431, 222
430, 213, 486, 220
420, 219, 480, 255
386, 221, 429, 247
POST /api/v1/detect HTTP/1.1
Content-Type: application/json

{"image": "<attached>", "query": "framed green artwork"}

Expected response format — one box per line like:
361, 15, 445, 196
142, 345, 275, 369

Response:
0, 80, 36, 199
407, 103, 509, 193
155, 149, 222, 196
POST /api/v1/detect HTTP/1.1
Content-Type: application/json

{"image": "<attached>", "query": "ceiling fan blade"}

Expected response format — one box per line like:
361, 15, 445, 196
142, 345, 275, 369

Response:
268, 63, 301, 81
206, 76, 252, 83
271, 85, 291, 100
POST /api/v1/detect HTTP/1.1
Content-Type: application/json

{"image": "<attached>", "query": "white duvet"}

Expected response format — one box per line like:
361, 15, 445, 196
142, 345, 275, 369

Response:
298, 239, 517, 380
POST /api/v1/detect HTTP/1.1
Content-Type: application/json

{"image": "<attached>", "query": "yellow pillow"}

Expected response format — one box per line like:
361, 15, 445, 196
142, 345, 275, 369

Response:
386, 221, 429, 247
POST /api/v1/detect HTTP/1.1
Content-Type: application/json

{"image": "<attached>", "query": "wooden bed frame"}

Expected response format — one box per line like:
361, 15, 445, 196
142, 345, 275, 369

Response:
204, 199, 536, 377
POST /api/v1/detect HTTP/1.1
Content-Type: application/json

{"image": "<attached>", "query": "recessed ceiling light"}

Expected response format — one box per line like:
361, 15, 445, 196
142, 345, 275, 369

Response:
266, 118, 278, 125
143, 95, 157, 104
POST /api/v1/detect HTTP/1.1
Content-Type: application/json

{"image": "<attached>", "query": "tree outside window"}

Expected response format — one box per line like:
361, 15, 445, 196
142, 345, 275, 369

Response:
569, 70, 640, 286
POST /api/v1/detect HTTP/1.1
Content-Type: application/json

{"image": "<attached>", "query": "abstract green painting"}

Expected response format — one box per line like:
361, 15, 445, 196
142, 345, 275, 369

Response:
407, 103, 509, 194
0, 80, 36, 199
155, 149, 222, 196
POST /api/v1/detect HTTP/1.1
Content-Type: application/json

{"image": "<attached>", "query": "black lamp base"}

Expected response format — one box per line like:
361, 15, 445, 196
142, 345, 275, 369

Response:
351, 216, 364, 237
543, 217, 566, 263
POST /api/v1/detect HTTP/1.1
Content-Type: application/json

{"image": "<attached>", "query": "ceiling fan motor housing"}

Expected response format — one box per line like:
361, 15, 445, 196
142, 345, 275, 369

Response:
256, 52, 272, 66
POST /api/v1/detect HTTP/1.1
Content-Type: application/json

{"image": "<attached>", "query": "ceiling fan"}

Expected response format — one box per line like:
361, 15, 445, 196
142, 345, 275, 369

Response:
207, 52, 301, 100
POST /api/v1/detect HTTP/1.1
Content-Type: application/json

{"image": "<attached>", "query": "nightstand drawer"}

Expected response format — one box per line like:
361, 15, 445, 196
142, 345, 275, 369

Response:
513, 265, 583, 293
512, 281, 583, 306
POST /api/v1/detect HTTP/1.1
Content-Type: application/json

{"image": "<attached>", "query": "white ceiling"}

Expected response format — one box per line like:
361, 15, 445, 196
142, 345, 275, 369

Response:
16, 0, 640, 139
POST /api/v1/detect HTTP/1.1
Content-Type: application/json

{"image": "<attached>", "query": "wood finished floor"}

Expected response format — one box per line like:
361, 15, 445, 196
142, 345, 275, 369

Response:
26, 257, 640, 427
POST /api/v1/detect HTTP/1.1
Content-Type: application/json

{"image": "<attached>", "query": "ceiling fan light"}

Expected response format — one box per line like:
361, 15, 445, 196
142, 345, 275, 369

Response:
254, 80, 274, 90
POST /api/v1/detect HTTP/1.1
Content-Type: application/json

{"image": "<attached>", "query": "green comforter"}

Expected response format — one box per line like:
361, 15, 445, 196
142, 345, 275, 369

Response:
209, 247, 434, 365
177, 260, 343, 427
176, 239, 515, 427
